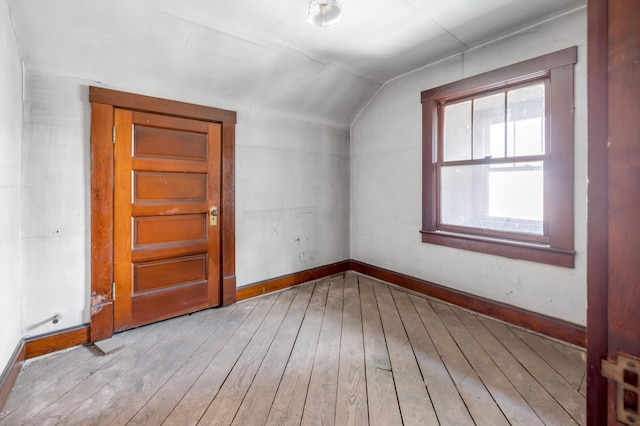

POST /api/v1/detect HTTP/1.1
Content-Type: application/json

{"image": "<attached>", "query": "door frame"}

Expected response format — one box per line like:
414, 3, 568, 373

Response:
586, 0, 607, 419
89, 87, 237, 342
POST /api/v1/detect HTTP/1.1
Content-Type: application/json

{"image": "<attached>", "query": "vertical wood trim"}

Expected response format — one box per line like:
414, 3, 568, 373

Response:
221, 122, 236, 306
422, 100, 436, 232
113, 109, 134, 332
90, 102, 115, 342
208, 122, 223, 307
0, 340, 25, 412
548, 64, 575, 251
586, 0, 609, 424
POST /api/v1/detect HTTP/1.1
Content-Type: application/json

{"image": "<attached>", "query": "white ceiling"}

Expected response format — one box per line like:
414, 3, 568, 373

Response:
8, 0, 584, 126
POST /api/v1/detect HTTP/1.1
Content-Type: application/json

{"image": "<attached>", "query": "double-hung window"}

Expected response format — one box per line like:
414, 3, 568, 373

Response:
421, 47, 577, 268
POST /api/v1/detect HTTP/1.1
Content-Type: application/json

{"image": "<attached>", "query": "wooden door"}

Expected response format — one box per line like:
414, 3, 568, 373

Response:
113, 109, 222, 331
587, 0, 640, 424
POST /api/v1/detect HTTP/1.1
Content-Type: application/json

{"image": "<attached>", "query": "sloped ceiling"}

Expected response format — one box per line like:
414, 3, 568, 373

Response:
9, 0, 584, 126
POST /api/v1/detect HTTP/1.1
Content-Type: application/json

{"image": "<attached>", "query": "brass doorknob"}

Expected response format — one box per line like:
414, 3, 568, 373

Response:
209, 206, 218, 226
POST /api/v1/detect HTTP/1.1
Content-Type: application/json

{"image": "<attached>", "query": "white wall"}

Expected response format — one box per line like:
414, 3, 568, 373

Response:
20, 73, 90, 336
18, 71, 350, 336
350, 8, 587, 325
236, 111, 350, 286
0, 0, 23, 369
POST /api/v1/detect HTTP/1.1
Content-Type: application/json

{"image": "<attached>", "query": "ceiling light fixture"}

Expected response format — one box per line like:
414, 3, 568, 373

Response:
306, 0, 343, 28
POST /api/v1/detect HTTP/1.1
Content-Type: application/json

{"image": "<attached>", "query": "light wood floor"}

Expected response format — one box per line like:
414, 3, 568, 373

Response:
0, 273, 586, 425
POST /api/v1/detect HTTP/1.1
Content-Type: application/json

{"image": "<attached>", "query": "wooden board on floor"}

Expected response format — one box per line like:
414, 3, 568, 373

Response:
266, 281, 330, 425
479, 316, 586, 425
359, 277, 403, 426
301, 276, 344, 425
335, 273, 368, 425
453, 308, 578, 425
409, 294, 510, 426
510, 326, 584, 388
162, 293, 280, 425
390, 287, 474, 426
232, 283, 315, 425
128, 299, 259, 425
198, 288, 298, 425
374, 281, 438, 426
431, 301, 544, 426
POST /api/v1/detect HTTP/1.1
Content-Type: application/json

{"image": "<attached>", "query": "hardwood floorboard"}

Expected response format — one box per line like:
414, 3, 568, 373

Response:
0, 347, 96, 421
409, 294, 510, 426
359, 277, 403, 426
335, 273, 368, 426
479, 316, 587, 425
232, 283, 315, 425
198, 288, 298, 425
128, 299, 258, 425
58, 310, 217, 425
431, 300, 545, 426
17, 318, 181, 426
579, 373, 587, 397
266, 281, 329, 425
390, 287, 474, 426
453, 308, 578, 425
162, 293, 280, 426
301, 276, 344, 426
374, 281, 438, 426
2, 273, 586, 426
545, 338, 587, 372
1, 326, 153, 424
93, 306, 235, 425
8, 348, 74, 392
511, 327, 584, 389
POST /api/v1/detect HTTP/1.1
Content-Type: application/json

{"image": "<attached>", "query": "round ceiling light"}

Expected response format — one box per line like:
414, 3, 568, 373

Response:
306, 0, 343, 28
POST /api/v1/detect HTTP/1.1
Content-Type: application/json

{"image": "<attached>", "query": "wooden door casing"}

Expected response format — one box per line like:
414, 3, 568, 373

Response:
90, 87, 236, 342
587, 0, 640, 424
113, 110, 222, 331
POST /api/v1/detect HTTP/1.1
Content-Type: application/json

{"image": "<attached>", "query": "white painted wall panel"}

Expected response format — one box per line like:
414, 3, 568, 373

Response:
20, 74, 90, 336
0, 0, 23, 370
350, 9, 587, 325
236, 111, 350, 285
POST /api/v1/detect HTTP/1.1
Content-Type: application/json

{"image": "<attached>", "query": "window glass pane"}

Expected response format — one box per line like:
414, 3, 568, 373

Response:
441, 161, 543, 235
507, 83, 545, 156
443, 101, 472, 161
473, 93, 505, 159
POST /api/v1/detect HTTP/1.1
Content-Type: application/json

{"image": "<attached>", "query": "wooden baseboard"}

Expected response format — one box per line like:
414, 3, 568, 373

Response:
236, 260, 351, 301
0, 340, 25, 412
16, 258, 584, 366
24, 324, 91, 359
350, 260, 586, 347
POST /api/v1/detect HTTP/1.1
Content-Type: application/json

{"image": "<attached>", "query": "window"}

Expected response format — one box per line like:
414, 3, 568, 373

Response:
421, 47, 577, 268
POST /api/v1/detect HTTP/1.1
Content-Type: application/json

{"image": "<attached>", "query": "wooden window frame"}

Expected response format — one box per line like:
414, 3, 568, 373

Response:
89, 87, 237, 342
420, 47, 577, 268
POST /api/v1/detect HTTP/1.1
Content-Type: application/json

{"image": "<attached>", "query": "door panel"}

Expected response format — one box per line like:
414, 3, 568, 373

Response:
134, 127, 208, 160
134, 255, 207, 293
134, 172, 207, 201
134, 215, 207, 246
131, 282, 209, 328
114, 108, 221, 331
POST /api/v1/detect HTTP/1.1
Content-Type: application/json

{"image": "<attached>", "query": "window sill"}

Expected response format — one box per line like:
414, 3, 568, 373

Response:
420, 230, 575, 268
